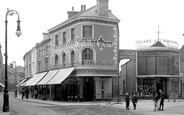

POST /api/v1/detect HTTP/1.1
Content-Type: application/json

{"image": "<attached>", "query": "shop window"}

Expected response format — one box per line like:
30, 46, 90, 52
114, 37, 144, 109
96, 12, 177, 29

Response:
147, 57, 156, 75
138, 57, 147, 75
83, 25, 92, 38
168, 57, 174, 75
157, 56, 167, 75
174, 57, 179, 75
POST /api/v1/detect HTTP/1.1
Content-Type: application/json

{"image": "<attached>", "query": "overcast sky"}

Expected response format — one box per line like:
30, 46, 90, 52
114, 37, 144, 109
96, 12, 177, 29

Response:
0, 0, 184, 66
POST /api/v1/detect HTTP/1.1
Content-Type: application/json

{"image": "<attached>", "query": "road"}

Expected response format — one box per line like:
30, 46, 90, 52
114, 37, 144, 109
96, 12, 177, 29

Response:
0, 92, 138, 115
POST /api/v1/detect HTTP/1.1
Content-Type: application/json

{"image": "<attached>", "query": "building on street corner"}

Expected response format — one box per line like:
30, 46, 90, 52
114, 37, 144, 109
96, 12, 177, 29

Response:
20, 0, 120, 101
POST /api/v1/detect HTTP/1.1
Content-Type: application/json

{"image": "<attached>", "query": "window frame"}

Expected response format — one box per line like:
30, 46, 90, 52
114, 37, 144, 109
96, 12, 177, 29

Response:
82, 25, 94, 38
71, 28, 75, 41
55, 34, 59, 46
63, 32, 66, 44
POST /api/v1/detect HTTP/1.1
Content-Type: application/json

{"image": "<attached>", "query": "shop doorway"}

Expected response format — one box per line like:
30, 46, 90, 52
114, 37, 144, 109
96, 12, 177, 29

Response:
83, 77, 94, 101
156, 78, 167, 97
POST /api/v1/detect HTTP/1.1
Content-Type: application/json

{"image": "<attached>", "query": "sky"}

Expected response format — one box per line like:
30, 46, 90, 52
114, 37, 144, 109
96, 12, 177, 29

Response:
0, 0, 184, 66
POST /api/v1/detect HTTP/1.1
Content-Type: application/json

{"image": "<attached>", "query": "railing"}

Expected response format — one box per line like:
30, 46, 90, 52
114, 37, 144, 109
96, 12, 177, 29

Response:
50, 60, 115, 70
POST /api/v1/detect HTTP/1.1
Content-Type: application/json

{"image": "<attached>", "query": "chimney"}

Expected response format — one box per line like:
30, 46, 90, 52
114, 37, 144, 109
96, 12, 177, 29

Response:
97, 0, 109, 17
84, 5, 86, 11
43, 33, 50, 41
81, 5, 83, 12
67, 7, 79, 19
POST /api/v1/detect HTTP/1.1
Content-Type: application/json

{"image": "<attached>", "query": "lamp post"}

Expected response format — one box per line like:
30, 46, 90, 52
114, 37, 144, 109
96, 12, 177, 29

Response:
3, 9, 21, 112
12, 61, 17, 97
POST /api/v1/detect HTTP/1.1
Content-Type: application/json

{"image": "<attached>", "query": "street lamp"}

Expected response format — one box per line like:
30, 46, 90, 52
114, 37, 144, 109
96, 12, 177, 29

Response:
12, 61, 17, 97
3, 9, 21, 112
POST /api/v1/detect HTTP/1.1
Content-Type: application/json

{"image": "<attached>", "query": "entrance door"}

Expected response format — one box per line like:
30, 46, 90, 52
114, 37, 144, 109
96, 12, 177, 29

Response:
156, 78, 167, 96
83, 77, 94, 101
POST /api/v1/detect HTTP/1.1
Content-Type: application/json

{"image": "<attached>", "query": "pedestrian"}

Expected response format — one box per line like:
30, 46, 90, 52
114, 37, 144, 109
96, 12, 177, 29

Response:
153, 92, 159, 111
168, 90, 176, 102
22, 88, 25, 99
132, 92, 138, 110
25, 88, 29, 99
125, 92, 130, 110
159, 89, 164, 111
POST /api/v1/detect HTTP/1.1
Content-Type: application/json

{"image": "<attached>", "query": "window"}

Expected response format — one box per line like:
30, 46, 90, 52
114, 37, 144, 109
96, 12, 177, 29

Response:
63, 32, 66, 44
45, 45, 48, 55
82, 48, 93, 60
55, 55, 58, 68
71, 28, 75, 40
71, 51, 75, 65
55, 35, 59, 45
83, 25, 92, 38
62, 53, 66, 64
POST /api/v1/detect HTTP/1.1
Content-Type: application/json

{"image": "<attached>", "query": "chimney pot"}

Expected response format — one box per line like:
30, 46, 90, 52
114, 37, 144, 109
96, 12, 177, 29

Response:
81, 5, 83, 12
84, 5, 86, 10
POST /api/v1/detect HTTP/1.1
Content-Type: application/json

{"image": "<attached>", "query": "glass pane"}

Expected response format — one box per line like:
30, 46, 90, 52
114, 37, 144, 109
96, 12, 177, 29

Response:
174, 57, 179, 75
83, 26, 92, 38
147, 57, 155, 75
157, 56, 167, 75
168, 57, 174, 75
138, 57, 147, 75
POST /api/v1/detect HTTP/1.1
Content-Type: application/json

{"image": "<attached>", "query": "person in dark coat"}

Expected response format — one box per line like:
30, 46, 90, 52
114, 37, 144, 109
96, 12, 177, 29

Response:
153, 92, 159, 111
159, 89, 164, 110
125, 92, 130, 110
132, 92, 138, 110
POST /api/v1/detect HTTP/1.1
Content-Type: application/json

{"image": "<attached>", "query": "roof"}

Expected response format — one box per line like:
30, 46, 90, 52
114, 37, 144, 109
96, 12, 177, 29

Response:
151, 41, 166, 47
48, 5, 120, 33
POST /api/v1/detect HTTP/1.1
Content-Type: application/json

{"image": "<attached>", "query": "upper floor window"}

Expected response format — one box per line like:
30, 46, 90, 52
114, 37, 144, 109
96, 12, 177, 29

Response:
83, 25, 92, 38
55, 35, 59, 45
82, 48, 93, 60
71, 28, 75, 40
45, 45, 48, 55
71, 51, 75, 63
62, 53, 66, 64
63, 32, 66, 44
38, 49, 41, 58
55, 55, 58, 68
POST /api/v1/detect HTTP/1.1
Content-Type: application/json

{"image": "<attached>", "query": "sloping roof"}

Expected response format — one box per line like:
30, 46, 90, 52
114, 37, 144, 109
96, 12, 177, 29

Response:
151, 41, 166, 47
48, 5, 120, 32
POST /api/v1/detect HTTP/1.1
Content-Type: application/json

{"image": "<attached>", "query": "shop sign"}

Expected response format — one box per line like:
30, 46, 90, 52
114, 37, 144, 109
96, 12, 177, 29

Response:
64, 36, 113, 51
119, 50, 136, 60
136, 39, 178, 49
137, 51, 179, 56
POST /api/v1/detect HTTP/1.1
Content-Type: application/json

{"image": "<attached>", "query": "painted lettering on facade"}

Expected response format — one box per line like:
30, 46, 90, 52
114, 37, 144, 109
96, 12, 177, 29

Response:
138, 51, 179, 57
64, 36, 113, 51
119, 50, 136, 60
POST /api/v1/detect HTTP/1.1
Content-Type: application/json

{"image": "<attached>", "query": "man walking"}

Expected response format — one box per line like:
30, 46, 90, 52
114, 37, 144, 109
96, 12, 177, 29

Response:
132, 92, 138, 110
159, 89, 164, 111
125, 92, 130, 110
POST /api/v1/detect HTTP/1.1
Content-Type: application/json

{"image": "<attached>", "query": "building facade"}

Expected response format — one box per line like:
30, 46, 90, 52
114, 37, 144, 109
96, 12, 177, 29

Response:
120, 40, 181, 99
23, 0, 120, 101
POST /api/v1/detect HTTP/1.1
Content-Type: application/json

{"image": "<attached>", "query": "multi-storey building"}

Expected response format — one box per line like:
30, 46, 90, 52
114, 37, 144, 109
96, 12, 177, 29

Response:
120, 39, 181, 99
23, 0, 120, 101
23, 50, 32, 78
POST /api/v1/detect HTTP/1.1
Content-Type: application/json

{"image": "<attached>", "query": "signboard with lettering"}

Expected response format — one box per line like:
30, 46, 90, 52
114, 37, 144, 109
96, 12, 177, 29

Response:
136, 39, 178, 49
119, 50, 136, 60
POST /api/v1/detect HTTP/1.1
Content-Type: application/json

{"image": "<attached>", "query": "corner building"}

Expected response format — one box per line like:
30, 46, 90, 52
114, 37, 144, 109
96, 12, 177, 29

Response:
44, 0, 120, 101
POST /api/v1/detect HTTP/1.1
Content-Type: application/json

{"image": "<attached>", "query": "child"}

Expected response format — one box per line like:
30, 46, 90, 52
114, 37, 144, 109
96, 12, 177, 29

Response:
132, 92, 138, 110
125, 92, 130, 110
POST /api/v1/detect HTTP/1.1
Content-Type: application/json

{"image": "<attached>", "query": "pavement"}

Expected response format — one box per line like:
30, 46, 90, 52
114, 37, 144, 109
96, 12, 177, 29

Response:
1, 94, 184, 115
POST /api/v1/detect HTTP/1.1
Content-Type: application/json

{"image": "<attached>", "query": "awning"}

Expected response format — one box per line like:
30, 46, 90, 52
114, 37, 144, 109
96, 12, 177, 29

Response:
29, 72, 48, 86
0, 83, 5, 87
16, 78, 29, 87
19, 77, 32, 86
47, 67, 75, 85
24, 74, 40, 86
37, 69, 59, 85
